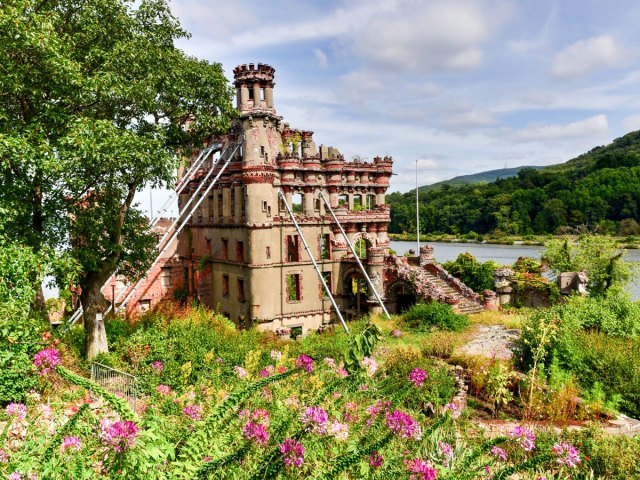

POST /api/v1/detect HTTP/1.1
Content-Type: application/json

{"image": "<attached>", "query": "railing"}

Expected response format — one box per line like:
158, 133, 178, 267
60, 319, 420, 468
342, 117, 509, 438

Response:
91, 362, 138, 412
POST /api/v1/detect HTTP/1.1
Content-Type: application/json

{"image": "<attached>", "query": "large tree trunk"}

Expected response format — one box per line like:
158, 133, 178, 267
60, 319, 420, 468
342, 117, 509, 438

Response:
81, 274, 110, 360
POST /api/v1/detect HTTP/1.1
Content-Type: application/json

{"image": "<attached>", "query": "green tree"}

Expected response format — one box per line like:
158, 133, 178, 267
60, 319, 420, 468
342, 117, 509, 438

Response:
0, 0, 235, 358
542, 235, 636, 297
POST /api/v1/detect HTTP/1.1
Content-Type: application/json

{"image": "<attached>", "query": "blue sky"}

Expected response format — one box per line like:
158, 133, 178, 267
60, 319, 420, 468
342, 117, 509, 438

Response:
142, 0, 640, 209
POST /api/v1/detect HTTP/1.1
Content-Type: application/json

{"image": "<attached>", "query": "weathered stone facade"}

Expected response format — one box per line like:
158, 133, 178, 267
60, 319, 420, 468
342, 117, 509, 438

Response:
109, 64, 484, 332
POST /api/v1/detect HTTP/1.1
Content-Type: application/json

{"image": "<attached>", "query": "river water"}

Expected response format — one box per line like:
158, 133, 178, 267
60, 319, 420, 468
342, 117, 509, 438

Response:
390, 240, 640, 300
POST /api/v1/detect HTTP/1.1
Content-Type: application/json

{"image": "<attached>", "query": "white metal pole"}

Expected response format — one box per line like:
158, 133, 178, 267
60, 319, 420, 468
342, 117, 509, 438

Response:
319, 191, 391, 319
278, 190, 350, 334
416, 159, 420, 255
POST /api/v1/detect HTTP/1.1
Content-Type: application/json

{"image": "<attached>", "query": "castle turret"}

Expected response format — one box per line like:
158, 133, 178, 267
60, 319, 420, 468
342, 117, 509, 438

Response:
233, 63, 276, 111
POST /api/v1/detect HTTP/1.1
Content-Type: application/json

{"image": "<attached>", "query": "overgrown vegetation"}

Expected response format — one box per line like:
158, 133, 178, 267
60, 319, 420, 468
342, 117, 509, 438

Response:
402, 302, 470, 332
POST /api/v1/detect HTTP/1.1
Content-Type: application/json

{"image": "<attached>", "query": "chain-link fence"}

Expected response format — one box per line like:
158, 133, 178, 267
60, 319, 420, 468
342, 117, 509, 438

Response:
90, 362, 138, 412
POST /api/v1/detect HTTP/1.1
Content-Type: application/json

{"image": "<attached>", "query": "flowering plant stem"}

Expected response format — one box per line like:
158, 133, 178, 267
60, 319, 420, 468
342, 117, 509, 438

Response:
42, 403, 91, 463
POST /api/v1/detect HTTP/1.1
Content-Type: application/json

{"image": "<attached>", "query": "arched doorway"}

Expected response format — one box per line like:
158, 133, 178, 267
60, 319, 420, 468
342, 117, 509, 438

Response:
340, 266, 369, 320
387, 281, 417, 314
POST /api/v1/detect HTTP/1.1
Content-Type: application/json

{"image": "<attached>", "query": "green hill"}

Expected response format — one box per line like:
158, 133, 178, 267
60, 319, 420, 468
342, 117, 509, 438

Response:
417, 166, 545, 192
388, 130, 640, 236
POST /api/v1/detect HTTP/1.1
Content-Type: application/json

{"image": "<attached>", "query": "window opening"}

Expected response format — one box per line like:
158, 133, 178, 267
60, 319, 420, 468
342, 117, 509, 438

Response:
320, 234, 331, 259
237, 279, 245, 302
291, 193, 303, 214
161, 267, 172, 287
287, 273, 301, 301
222, 275, 230, 297
286, 235, 300, 262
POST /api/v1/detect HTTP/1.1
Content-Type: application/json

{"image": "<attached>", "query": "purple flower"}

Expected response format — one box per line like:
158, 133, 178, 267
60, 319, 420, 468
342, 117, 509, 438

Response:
509, 426, 536, 452
438, 441, 453, 459
0, 449, 9, 464
405, 458, 437, 480
328, 420, 349, 441
490, 446, 508, 461
300, 406, 328, 434
252, 408, 270, 426
156, 384, 170, 395
151, 361, 164, 373
270, 350, 282, 361
386, 410, 422, 440
61, 436, 82, 452
9, 473, 21, 480
259, 368, 271, 378
5, 403, 27, 420
391, 329, 403, 338
243, 421, 269, 446
100, 420, 139, 452
295, 354, 314, 373
553, 442, 581, 468
369, 451, 384, 468
33, 348, 61, 376
408, 368, 428, 387
183, 404, 203, 421
361, 356, 379, 377
279, 438, 305, 468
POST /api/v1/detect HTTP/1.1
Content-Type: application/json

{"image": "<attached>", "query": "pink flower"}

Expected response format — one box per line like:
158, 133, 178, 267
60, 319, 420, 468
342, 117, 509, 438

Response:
259, 368, 271, 377
361, 356, 379, 377
336, 367, 349, 377
183, 404, 203, 421
369, 451, 384, 468
151, 361, 164, 373
277, 366, 289, 374
409, 368, 428, 387
100, 420, 138, 452
33, 348, 61, 376
438, 441, 453, 459
405, 458, 437, 480
553, 442, 581, 468
216, 357, 224, 364
0, 449, 9, 463
5, 403, 27, 420
386, 410, 422, 440
359, 384, 369, 391
490, 446, 508, 461
243, 421, 269, 446
9, 472, 22, 480
391, 329, 403, 338
442, 403, 459, 415
233, 366, 248, 379
509, 426, 536, 452
61, 436, 82, 452
252, 409, 270, 426
279, 438, 305, 468
300, 406, 329, 434
270, 350, 283, 361
295, 354, 314, 373
323, 357, 336, 368
328, 420, 349, 441
367, 400, 391, 416
156, 384, 170, 395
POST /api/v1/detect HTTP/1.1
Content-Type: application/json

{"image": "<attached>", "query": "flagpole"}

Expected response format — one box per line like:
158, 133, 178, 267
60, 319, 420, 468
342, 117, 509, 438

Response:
416, 159, 420, 255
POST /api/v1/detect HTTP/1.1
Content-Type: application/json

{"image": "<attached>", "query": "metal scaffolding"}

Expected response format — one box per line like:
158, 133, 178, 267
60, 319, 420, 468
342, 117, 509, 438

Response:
278, 190, 350, 334
319, 191, 391, 320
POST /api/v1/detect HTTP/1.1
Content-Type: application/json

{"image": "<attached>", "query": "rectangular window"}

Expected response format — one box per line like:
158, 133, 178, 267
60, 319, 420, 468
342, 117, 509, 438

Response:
221, 238, 229, 260
260, 145, 265, 157
320, 234, 331, 260
161, 267, 172, 287
353, 195, 362, 211
338, 194, 348, 207
237, 278, 245, 302
262, 200, 268, 212
367, 194, 375, 210
208, 195, 214, 220
236, 240, 244, 262
217, 192, 223, 218
321, 271, 331, 298
138, 299, 151, 312
230, 188, 236, 221
315, 198, 321, 211
286, 235, 300, 262
222, 274, 230, 298
266, 246, 271, 259
287, 273, 301, 302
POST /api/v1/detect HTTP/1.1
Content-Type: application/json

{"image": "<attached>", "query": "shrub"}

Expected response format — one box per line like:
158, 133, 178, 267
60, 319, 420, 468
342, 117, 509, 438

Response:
402, 302, 469, 332
442, 253, 497, 293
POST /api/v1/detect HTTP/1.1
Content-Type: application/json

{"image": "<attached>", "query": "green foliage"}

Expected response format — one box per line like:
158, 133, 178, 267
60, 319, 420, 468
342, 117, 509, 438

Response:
543, 234, 636, 297
402, 302, 469, 332
387, 130, 640, 235
443, 253, 497, 293
344, 322, 383, 373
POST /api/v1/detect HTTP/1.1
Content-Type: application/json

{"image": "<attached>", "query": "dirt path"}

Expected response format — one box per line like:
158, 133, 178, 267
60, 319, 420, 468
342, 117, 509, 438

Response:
454, 325, 520, 359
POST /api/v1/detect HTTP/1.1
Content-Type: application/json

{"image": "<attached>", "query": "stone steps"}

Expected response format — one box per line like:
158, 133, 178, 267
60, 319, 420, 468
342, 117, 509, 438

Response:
420, 270, 484, 314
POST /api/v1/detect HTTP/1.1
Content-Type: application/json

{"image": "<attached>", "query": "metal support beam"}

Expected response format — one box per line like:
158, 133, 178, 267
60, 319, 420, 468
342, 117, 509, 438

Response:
278, 190, 350, 334
319, 191, 391, 320
116, 140, 243, 313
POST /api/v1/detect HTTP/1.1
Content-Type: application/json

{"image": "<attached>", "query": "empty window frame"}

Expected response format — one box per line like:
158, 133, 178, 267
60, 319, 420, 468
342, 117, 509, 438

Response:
237, 278, 245, 302
222, 274, 230, 298
287, 273, 302, 302
236, 240, 244, 262
320, 233, 331, 259
221, 238, 229, 260
321, 271, 331, 298
138, 299, 151, 312
160, 267, 172, 287
338, 194, 348, 207
291, 193, 303, 214
286, 235, 300, 262
353, 195, 363, 211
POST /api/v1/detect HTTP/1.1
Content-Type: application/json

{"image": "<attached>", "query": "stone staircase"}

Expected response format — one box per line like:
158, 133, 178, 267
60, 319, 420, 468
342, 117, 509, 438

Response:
421, 269, 484, 314
390, 254, 485, 314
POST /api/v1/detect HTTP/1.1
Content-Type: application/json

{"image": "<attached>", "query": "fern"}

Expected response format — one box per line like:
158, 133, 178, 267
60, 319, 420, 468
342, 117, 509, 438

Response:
56, 366, 135, 420
444, 437, 507, 480
492, 453, 553, 480
318, 431, 392, 480
42, 403, 91, 462
196, 443, 252, 479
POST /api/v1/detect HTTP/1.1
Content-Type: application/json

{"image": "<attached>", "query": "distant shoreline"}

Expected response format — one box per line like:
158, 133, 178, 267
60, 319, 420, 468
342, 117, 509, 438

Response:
388, 233, 640, 249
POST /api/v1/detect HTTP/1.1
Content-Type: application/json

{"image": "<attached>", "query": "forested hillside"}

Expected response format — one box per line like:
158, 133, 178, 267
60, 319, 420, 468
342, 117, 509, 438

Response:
388, 131, 640, 236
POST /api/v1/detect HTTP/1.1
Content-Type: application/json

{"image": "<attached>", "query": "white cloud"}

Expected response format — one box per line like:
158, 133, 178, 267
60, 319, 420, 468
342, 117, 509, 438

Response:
514, 114, 608, 142
313, 48, 329, 69
351, 0, 492, 73
622, 114, 640, 132
441, 108, 495, 129
552, 35, 625, 80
